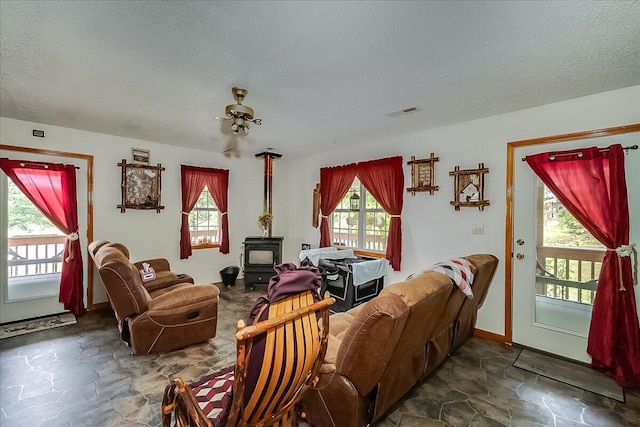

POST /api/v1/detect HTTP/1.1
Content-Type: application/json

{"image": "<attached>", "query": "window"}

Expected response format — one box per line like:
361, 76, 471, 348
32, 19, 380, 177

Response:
189, 186, 220, 248
180, 165, 229, 258
331, 178, 390, 252
7, 179, 65, 278
536, 181, 604, 305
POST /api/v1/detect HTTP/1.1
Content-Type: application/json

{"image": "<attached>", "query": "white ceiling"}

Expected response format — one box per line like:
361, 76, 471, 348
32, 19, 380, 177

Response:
1, 1, 639, 158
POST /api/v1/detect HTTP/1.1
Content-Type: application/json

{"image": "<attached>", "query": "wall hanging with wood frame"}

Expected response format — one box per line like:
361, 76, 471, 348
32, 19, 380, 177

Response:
117, 159, 165, 213
449, 163, 490, 211
406, 153, 439, 195
312, 183, 321, 228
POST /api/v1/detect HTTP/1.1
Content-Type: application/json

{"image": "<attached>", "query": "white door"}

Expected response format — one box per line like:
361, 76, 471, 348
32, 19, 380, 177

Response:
0, 151, 88, 323
511, 132, 635, 363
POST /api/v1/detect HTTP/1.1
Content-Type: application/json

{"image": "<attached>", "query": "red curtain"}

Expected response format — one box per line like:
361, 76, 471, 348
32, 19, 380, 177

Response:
357, 156, 404, 270
319, 163, 357, 248
180, 165, 230, 259
0, 159, 84, 316
525, 144, 640, 387
205, 169, 230, 254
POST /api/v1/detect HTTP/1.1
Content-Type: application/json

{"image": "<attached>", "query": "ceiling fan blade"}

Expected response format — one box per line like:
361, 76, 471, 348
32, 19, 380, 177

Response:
223, 135, 240, 158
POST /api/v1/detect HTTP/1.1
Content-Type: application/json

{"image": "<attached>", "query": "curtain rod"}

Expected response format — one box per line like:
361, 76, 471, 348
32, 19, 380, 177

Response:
14, 160, 80, 170
521, 144, 638, 162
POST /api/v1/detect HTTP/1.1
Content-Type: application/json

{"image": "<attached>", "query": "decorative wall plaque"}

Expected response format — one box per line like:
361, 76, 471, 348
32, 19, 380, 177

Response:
117, 159, 165, 213
449, 163, 490, 211
131, 148, 150, 165
312, 182, 321, 228
406, 153, 439, 196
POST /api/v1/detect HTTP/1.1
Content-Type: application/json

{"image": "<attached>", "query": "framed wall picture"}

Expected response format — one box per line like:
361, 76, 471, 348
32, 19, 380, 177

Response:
449, 163, 490, 211
117, 159, 165, 213
131, 148, 150, 165
406, 153, 439, 195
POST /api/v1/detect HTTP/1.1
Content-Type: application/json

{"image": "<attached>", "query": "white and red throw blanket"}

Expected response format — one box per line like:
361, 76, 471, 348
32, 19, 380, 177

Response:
428, 258, 476, 299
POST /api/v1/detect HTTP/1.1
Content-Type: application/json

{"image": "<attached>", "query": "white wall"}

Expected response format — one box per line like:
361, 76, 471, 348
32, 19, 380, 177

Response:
1, 117, 276, 305
2, 86, 638, 331
284, 86, 640, 336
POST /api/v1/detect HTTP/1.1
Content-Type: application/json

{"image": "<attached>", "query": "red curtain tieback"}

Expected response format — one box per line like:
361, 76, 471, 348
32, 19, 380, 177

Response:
607, 243, 638, 291
65, 231, 80, 262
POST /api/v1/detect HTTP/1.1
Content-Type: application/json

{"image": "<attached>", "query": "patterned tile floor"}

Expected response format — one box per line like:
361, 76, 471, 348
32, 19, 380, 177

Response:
1, 285, 638, 427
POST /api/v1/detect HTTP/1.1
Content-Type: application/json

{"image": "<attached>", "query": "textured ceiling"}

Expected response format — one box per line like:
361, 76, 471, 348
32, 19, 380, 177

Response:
1, 1, 639, 158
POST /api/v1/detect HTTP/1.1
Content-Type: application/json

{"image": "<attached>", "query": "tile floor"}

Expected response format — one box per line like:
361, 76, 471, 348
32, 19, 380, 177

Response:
1, 285, 639, 427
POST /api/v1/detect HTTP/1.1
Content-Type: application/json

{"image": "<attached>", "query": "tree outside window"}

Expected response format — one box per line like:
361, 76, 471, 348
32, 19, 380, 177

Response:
542, 186, 600, 248
189, 187, 220, 248
538, 183, 604, 304
331, 178, 390, 252
8, 180, 62, 235
7, 179, 65, 277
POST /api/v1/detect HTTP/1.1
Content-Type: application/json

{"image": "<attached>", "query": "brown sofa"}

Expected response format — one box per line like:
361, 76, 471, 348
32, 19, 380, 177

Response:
88, 240, 220, 354
302, 254, 498, 426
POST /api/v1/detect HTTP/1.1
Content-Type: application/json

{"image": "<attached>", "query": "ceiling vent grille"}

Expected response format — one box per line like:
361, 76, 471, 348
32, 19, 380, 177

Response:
386, 107, 421, 118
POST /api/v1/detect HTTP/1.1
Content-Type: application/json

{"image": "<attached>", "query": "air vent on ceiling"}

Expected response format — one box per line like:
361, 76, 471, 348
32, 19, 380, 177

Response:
386, 107, 422, 118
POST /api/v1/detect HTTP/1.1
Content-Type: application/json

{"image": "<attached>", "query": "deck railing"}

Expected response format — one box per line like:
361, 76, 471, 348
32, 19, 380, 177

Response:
189, 228, 220, 245
7, 235, 66, 277
332, 231, 387, 252
536, 246, 604, 305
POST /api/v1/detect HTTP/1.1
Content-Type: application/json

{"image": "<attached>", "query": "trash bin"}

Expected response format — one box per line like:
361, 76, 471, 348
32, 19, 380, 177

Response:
220, 266, 240, 288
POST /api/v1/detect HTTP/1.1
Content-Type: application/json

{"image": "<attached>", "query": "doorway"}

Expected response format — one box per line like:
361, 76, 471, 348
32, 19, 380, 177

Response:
506, 124, 640, 362
0, 145, 93, 323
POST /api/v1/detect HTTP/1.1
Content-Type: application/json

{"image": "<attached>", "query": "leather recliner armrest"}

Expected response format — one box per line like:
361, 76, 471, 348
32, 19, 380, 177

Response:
133, 258, 195, 292
134, 258, 171, 273
147, 284, 220, 313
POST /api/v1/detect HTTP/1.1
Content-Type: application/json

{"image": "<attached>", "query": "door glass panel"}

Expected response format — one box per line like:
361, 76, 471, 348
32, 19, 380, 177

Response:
7, 180, 64, 301
534, 179, 604, 335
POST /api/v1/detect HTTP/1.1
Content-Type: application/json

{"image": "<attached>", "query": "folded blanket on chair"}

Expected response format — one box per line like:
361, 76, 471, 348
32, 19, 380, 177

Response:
428, 258, 476, 299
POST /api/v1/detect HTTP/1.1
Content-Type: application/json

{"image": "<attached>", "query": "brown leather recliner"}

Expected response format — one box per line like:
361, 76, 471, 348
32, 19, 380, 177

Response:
88, 240, 220, 354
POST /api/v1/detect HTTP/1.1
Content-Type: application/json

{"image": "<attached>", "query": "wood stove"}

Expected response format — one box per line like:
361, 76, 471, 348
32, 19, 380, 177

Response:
243, 236, 283, 290
243, 151, 284, 290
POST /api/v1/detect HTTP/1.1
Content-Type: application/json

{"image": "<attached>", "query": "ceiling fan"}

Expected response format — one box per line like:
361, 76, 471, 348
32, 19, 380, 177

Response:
216, 87, 262, 135
222, 134, 241, 158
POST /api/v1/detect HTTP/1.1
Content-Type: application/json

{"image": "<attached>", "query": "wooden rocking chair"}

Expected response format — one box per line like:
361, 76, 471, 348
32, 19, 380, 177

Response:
162, 291, 334, 427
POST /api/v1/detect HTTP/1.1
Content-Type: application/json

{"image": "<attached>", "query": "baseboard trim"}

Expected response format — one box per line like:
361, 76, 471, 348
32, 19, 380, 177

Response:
474, 328, 507, 343
90, 301, 111, 311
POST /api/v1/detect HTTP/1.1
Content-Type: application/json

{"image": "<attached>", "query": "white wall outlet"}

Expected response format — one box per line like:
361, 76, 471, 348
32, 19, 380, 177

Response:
472, 224, 484, 235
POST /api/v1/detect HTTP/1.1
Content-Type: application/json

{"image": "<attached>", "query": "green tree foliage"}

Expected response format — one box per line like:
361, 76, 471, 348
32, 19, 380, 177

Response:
542, 186, 600, 248
556, 208, 600, 247
8, 181, 54, 233
545, 205, 601, 248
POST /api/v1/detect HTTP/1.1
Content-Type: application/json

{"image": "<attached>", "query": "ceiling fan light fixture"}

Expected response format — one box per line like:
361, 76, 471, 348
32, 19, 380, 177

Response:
219, 87, 262, 136
225, 103, 254, 119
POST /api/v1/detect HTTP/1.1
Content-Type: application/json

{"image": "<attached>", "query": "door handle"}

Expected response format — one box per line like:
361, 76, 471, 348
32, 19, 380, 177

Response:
516, 253, 525, 260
